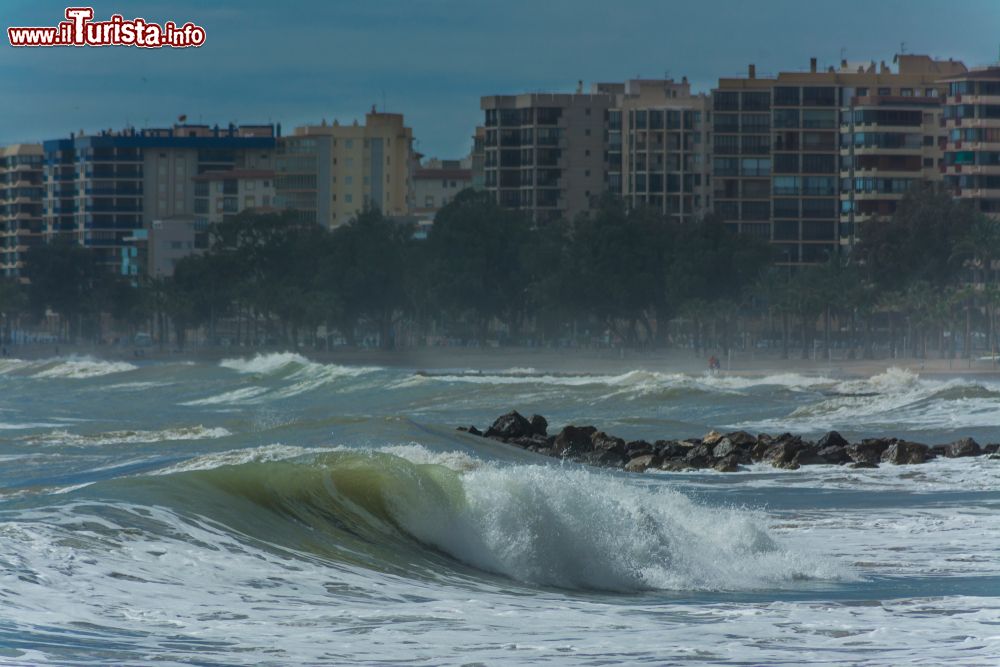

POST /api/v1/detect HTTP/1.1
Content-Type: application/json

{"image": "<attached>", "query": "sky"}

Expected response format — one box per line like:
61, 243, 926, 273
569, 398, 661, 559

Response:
3, 0, 1000, 158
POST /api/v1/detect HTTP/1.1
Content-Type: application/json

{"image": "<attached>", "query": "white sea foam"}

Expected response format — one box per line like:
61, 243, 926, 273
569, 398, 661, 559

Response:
220, 351, 311, 375
180, 386, 270, 406
214, 352, 378, 400
393, 369, 834, 398
30, 356, 138, 379
21, 425, 231, 448
735, 367, 1000, 432
379, 453, 847, 592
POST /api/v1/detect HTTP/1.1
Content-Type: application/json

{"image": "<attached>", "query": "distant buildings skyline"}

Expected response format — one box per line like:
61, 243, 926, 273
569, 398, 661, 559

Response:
4, 48, 1000, 278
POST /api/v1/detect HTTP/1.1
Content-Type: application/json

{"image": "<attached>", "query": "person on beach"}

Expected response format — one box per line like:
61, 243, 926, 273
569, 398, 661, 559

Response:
708, 355, 720, 373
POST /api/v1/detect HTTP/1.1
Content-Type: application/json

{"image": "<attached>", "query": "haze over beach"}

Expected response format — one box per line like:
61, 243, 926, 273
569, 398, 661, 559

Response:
3, 1, 1000, 665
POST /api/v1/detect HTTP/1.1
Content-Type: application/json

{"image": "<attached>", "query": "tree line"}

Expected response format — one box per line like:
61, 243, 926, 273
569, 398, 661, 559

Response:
1, 185, 999, 360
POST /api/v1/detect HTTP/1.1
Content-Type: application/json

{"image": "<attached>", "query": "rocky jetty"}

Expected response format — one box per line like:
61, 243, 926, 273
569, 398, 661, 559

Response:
458, 411, 1000, 473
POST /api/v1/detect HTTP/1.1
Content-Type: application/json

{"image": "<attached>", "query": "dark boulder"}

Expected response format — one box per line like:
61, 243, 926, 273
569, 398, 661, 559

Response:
881, 440, 930, 465
713, 455, 742, 473
817, 431, 849, 449
685, 443, 715, 468
591, 431, 626, 455
485, 411, 533, 440
655, 440, 690, 460
508, 434, 550, 450
660, 459, 695, 472
984, 443, 1000, 455
625, 454, 661, 473
850, 461, 879, 469
529, 414, 548, 437
724, 431, 757, 448
816, 445, 851, 464
625, 440, 653, 457
943, 437, 982, 458
583, 448, 627, 468
791, 446, 826, 466
713, 437, 752, 464
764, 435, 805, 469
846, 438, 891, 465
553, 425, 597, 456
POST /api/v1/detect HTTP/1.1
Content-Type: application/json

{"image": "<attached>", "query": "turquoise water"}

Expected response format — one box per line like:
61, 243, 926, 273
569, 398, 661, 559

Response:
1, 353, 999, 665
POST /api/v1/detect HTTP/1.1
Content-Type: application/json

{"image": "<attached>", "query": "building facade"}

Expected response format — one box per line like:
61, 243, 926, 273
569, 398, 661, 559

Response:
481, 87, 616, 223
618, 78, 712, 223
42, 123, 277, 272
941, 66, 1000, 218
714, 55, 967, 264
193, 169, 276, 226
412, 158, 472, 219
0, 144, 44, 278
275, 110, 414, 228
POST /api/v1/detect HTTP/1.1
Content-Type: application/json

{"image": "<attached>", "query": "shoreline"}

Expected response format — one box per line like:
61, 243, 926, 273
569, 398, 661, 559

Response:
6, 342, 1000, 379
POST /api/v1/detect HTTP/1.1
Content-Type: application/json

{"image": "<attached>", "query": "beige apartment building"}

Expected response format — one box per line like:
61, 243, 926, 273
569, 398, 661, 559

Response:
275, 110, 414, 228
941, 66, 1000, 218
194, 169, 276, 226
618, 78, 712, 223
714, 54, 967, 264
0, 143, 44, 279
481, 86, 617, 223
413, 158, 472, 218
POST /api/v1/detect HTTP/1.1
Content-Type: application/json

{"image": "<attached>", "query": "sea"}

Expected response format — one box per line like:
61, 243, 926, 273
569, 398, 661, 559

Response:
0, 352, 998, 665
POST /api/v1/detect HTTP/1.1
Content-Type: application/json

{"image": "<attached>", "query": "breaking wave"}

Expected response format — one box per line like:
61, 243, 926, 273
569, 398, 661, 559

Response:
130, 446, 847, 592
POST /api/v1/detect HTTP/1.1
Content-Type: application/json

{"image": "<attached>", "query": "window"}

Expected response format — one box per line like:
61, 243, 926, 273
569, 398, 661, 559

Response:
345, 139, 354, 148
345, 193, 353, 203
773, 176, 801, 195
774, 198, 799, 218
345, 175, 353, 185
773, 87, 800, 106
773, 109, 799, 128
245, 196, 255, 209
774, 153, 799, 173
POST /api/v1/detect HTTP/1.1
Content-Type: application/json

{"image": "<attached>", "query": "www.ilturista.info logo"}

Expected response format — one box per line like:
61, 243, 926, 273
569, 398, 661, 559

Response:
8, 7, 206, 48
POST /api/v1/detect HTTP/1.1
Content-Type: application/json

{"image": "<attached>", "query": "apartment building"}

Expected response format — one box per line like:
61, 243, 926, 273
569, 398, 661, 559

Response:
839, 91, 947, 246
0, 144, 44, 278
481, 86, 616, 223
941, 66, 1000, 218
618, 78, 712, 223
714, 55, 966, 264
274, 110, 414, 228
413, 158, 472, 218
43, 123, 277, 272
194, 169, 276, 226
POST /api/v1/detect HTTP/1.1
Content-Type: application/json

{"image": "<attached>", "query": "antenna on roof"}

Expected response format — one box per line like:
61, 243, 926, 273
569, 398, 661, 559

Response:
900, 41, 907, 55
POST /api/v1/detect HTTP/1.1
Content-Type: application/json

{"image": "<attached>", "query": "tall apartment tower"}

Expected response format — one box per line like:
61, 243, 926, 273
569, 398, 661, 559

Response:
481, 86, 616, 223
713, 55, 966, 264
42, 124, 277, 271
0, 144, 44, 279
940, 66, 1000, 218
618, 78, 712, 223
275, 110, 414, 228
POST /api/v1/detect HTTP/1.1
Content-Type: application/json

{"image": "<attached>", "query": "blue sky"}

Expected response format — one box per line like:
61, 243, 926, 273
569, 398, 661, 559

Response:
3, 0, 1000, 157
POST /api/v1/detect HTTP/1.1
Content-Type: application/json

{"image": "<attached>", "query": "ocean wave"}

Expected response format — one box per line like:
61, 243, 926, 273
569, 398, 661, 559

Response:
154, 446, 847, 592
181, 386, 270, 406
734, 367, 1000, 432
214, 352, 379, 400
21, 425, 232, 448
30, 356, 138, 379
